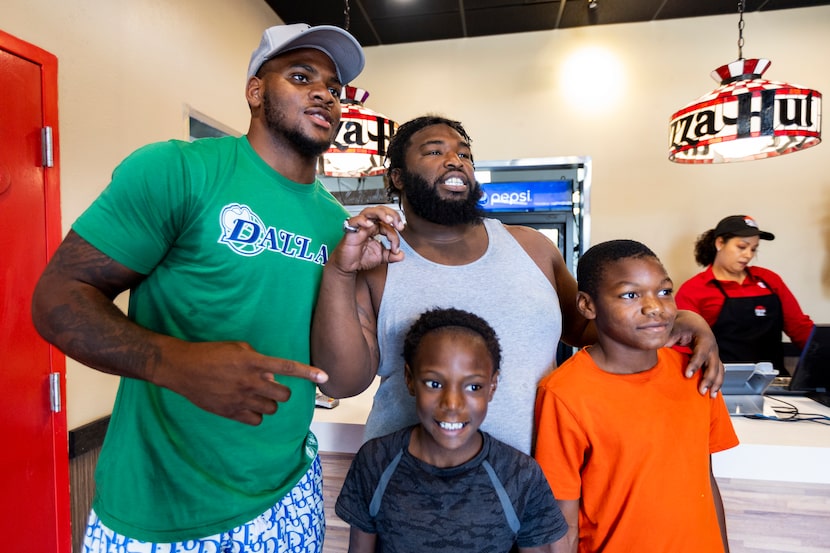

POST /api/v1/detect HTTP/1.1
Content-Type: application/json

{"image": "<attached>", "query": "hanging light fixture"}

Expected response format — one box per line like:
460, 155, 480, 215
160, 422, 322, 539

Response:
668, 1, 821, 163
321, 86, 398, 177
320, 0, 398, 177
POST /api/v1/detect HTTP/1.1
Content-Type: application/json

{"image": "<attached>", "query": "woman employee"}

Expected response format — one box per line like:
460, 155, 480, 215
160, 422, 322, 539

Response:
676, 215, 814, 374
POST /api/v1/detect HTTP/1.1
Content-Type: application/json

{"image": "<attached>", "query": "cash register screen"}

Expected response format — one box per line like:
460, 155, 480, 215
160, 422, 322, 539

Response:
790, 325, 830, 393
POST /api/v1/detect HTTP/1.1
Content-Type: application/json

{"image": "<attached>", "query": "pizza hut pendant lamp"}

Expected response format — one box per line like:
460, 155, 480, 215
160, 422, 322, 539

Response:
321, 86, 398, 178
668, 0, 821, 163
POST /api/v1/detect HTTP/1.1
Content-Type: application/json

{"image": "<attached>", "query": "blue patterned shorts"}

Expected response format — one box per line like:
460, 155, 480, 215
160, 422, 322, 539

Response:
83, 455, 324, 553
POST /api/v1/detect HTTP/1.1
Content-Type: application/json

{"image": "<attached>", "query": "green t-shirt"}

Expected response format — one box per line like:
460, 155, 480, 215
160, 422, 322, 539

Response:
72, 136, 348, 542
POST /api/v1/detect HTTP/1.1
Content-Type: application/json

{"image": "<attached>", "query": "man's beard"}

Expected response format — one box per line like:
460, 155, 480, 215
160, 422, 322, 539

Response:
400, 169, 484, 226
263, 94, 332, 158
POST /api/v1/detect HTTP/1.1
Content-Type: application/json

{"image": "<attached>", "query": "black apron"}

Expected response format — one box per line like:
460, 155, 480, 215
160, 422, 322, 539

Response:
710, 276, 785, 372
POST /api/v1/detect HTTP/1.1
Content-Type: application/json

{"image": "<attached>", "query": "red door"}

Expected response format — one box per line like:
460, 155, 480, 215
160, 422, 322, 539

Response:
0, 29, 69, 553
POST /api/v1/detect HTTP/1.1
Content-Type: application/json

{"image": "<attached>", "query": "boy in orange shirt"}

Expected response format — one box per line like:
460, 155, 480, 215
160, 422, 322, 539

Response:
534, 239, 738, 553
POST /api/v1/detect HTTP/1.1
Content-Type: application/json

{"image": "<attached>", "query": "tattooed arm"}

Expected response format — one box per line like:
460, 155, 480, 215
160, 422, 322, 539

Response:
31, 230, 327, 425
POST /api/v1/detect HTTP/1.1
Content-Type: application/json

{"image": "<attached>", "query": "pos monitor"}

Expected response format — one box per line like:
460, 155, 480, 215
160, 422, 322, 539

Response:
789, 325, 830, 406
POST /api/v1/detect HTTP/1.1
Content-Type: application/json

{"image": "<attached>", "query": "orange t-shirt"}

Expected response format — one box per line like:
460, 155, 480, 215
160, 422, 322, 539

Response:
534, 348, 739, 553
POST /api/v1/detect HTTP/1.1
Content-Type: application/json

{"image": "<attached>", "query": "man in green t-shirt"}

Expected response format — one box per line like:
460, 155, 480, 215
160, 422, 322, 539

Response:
32, 23, 403, 552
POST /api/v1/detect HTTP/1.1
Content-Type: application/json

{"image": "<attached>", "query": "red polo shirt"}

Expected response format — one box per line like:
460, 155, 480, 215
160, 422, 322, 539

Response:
676, 265, 814, 349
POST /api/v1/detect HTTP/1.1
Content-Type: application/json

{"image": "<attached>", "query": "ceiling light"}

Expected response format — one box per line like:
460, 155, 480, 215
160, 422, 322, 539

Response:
668, 0, 821, 163
560, 47, 625, 114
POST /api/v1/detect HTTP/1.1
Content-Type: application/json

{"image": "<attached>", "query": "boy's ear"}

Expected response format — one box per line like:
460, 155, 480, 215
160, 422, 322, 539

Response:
404, 363, 416, 396
576, 291, 597, 320
487, 370, 499, 402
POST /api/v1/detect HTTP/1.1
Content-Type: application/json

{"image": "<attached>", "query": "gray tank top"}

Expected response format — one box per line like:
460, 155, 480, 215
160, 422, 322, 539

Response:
365, 218, 562, 454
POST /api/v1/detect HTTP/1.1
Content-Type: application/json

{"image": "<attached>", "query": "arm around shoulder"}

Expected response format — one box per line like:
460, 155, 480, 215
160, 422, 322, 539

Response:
506, 225, 594, 347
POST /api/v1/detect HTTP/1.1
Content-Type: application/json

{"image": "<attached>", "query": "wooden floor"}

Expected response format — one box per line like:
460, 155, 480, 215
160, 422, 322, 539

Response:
321, 453, 354, 553
718, 478, 830, 553
319, 452, 830, 553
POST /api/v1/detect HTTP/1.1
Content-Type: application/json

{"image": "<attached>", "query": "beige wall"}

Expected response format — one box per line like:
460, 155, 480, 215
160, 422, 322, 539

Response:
353, 7, 830, 337
354, 7, 830, 336
1, 2, 828, 428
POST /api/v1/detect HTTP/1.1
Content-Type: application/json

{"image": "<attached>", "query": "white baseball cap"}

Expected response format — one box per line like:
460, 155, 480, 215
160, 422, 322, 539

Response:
247, 23, 365, 84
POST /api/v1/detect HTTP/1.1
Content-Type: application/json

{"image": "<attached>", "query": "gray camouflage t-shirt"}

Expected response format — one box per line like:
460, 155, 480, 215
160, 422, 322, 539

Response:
335, 427, 567, 552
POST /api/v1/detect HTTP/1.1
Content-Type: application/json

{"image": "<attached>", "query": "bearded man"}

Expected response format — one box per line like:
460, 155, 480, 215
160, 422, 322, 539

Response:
312, 115, 723, 455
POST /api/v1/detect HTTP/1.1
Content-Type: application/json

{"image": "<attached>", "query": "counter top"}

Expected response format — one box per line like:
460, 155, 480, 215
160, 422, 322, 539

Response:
713, 395, 830, 484
312, 381, 830, 483
311, 378, 378, 455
